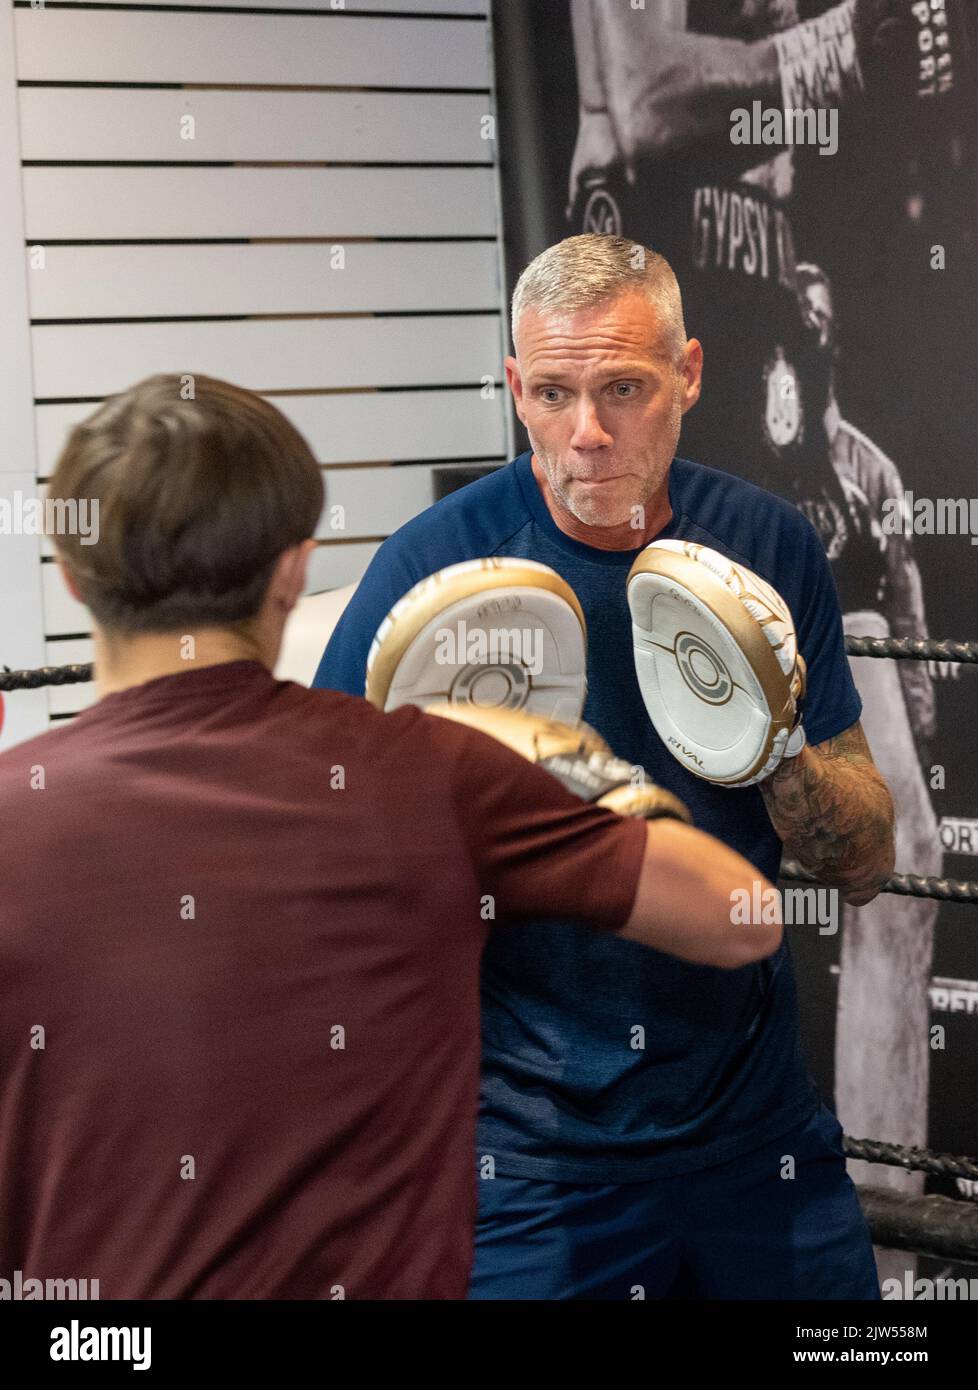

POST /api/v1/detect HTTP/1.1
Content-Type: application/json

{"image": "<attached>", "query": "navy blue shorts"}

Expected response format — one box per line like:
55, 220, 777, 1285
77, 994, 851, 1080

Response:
469, 1103, 880, 1300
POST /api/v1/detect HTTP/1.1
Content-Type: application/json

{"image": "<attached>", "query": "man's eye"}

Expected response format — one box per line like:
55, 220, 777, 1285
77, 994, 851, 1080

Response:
612, 382, 637, 397
540, 388, 562, 403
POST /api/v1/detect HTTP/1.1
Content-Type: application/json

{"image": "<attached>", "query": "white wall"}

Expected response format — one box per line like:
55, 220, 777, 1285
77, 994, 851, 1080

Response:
0, 0, 510, 739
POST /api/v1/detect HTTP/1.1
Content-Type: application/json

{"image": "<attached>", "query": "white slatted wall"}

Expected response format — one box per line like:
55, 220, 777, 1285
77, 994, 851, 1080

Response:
4, 0, 509, 726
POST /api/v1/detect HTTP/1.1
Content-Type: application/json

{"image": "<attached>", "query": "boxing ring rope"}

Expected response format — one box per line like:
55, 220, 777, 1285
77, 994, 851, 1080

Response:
1, 662, 94, 691
858, 1190, 978, 1265
3, 633, 978, 694
5, 635, 978, 1264
5, 633, 977, 696
845, 637, 978, 664
781, 861, 978, 904
845, 1138, 978, 1182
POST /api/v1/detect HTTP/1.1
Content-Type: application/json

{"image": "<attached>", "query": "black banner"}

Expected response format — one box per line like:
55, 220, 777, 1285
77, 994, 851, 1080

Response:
3, 1297, 978, 1372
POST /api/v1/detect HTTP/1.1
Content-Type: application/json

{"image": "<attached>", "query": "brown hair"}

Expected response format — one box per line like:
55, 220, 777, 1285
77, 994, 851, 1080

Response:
49, 374, 324, 634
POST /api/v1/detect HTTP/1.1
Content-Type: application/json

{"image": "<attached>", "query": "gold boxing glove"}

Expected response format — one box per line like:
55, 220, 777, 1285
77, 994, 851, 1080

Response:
425, 704, 691, 824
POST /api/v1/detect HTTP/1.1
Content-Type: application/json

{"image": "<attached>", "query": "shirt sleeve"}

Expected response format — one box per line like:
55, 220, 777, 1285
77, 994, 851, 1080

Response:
792, 515, 863, 748
430, 715, 649, 931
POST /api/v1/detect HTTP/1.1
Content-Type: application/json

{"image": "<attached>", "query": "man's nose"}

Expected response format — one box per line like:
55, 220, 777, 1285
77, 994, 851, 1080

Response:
569, 398, 613, 450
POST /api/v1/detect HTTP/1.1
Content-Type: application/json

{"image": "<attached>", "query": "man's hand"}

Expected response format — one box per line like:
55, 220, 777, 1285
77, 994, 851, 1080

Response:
760, 721, 895, 905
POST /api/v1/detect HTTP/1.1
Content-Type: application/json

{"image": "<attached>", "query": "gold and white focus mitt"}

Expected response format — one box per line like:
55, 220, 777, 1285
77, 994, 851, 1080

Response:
627, 541, 806, 787
366, 558, 587, 723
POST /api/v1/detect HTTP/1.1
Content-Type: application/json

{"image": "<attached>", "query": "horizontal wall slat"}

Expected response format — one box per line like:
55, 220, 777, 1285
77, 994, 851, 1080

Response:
315, 461, 498, 538
32, 314, 502, 398
35, 388, 506, 475
41, 561, 90, 637
14, 12, 490, 87
280, 390, 506, 467
19, 89, 493, 164
23, 166, 497, 239
42, 539, 379, 638
305, 540, 380, 593
27, 241, 499, 319
45, 638, 93, 666
47, 685, 97, 717
313, 464, 440, 543
40, 1, 486, 11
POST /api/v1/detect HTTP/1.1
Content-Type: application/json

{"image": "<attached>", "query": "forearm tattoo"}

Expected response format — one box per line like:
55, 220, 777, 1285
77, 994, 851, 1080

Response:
759, 723, 895, 906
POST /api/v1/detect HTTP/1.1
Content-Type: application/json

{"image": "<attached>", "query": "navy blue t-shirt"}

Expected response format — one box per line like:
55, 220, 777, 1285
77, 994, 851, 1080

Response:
314, 453, 862, 1182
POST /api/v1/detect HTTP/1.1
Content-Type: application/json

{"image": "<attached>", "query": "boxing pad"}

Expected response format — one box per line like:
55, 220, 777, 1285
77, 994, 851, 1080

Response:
365, 558, 587, 723
426, 703, 692, 824
628, 541, 807, 788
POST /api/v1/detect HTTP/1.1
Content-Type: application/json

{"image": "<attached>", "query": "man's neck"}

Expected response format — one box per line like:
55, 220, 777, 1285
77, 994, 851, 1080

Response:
530, 454, 672, 551
94, 628, 267, 699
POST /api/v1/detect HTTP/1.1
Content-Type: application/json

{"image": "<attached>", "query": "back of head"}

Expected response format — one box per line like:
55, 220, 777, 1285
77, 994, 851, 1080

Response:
49, 374, 324, 635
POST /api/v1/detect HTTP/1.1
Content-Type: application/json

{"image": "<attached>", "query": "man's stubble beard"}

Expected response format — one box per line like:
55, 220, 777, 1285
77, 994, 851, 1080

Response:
528, 395, 682, 530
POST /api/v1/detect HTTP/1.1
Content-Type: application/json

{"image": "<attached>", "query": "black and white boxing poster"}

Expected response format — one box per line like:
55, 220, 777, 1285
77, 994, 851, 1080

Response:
493, 0, 978, 1275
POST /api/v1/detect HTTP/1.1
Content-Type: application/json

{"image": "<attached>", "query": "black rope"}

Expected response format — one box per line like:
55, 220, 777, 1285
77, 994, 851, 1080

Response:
3, 634, 975, 692
845, 635, 978, 663
781, 860, 978, 904
845, 1136, 978, 1181
857, 1187, 978, 1264
0, 663, 94, 691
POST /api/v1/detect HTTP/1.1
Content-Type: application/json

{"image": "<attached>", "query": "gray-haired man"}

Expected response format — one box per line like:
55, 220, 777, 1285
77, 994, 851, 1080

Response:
314, 234, 894, 1299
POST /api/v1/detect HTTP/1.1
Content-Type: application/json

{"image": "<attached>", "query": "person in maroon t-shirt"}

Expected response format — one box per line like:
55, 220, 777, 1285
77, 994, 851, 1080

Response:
0, 375, 778, 1299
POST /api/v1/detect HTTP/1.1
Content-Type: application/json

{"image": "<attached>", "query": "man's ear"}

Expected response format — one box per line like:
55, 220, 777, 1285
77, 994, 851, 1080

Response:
290, 539, 317, 607
58, 559, 83, 604
270, 540, 316, 616
680, 338, 703, 416
504, 356, 527, 426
